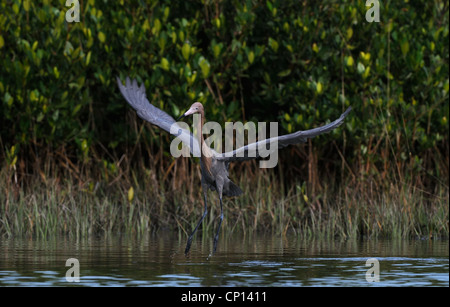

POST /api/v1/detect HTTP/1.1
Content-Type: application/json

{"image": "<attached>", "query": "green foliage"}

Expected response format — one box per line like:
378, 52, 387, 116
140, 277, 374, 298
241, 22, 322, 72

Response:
0, 0, 448, 186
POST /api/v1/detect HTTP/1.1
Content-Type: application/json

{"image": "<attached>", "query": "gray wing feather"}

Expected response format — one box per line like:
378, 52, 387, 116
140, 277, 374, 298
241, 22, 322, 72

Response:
216, 107, 351, 162
117, 77, 200, 156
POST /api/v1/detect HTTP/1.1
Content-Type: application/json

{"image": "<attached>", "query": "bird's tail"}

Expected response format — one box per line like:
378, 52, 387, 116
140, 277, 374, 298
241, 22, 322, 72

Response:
223, 180, 243, 197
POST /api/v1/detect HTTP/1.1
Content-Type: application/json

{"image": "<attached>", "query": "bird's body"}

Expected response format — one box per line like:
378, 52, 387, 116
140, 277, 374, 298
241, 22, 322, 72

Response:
117, 77, 351, 255
202, 158, 243, 197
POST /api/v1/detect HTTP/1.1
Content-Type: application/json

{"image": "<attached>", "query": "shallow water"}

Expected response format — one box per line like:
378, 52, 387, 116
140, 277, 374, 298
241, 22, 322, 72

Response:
0, 234, 448, 287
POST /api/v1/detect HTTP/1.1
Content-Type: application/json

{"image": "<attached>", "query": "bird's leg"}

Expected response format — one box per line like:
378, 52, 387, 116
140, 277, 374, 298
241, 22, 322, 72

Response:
212, 195, 224, 254
185, 190, 208, 255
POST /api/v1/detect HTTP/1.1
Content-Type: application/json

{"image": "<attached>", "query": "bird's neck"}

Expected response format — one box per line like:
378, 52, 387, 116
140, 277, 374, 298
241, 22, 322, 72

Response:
197, 112, 213, 174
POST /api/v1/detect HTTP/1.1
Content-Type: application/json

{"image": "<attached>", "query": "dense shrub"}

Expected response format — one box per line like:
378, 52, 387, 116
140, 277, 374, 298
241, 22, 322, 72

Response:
0, 0, 448, 186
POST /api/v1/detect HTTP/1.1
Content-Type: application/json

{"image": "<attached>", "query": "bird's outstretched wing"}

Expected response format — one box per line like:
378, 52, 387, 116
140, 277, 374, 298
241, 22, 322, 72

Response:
117, 77, 201, 156
215, 107, 352, 162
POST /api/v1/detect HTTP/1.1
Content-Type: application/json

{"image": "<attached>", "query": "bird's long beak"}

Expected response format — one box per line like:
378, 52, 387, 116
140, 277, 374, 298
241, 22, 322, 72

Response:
176, 113, 186, 121
176, 107, 196, 121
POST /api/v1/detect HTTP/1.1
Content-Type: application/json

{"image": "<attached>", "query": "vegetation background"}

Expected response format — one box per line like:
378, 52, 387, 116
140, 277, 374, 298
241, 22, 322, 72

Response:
0, 0, 448, 239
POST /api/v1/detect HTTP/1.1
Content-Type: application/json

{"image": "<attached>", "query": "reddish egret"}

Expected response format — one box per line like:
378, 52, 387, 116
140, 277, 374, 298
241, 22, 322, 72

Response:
117, 77, 351, 255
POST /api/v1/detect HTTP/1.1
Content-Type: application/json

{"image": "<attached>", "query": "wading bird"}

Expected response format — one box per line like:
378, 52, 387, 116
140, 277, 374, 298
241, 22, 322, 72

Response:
117, 77, 351, 255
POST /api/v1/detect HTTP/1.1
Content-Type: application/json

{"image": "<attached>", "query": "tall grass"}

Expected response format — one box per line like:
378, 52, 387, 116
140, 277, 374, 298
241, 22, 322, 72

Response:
0, 150, 447, 240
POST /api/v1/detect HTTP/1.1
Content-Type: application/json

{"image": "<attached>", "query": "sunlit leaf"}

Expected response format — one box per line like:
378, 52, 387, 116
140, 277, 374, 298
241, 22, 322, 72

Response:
182, 43, 190, 61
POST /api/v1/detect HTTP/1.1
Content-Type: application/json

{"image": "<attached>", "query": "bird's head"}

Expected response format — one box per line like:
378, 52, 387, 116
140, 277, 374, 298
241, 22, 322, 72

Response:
177, 102, 204, 120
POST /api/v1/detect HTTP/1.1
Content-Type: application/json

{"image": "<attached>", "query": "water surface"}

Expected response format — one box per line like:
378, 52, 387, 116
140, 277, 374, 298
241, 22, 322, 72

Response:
0, 234, 448, 286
